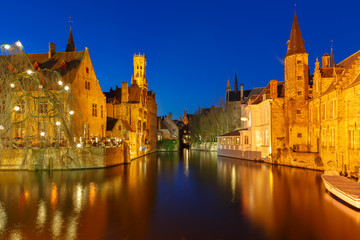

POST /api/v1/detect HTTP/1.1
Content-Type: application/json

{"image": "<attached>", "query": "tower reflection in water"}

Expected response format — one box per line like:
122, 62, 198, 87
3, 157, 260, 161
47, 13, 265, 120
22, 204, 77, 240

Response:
0, 153, 360, 239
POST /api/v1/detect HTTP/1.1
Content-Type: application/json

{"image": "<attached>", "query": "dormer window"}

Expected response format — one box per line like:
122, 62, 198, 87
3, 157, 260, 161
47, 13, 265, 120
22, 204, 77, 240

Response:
61, 61, 66, 71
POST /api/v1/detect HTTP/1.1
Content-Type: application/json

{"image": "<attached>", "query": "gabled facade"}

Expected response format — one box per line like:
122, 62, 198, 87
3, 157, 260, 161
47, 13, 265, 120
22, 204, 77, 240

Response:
26, 29, 106, 143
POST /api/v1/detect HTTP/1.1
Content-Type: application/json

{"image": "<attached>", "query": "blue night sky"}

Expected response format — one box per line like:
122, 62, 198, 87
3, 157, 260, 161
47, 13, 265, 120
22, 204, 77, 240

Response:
2, 0, 360, 119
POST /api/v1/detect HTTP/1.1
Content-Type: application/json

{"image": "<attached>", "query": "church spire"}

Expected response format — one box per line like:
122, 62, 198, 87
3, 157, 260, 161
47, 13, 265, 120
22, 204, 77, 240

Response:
330, 41, 335, 67
286, 12, 306, 57
66, 17, 76, 52
234, 72, 238, 93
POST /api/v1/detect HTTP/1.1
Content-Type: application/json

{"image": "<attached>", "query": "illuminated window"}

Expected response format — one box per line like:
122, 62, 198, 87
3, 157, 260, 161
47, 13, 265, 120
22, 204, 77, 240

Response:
236, 137, 240, 145
244, 135, 249, 145
92, 104, 97, 117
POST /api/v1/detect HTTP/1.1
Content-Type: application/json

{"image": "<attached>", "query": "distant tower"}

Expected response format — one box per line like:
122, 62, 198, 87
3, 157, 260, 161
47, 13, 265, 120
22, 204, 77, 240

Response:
226, 79, 231, 103
66, 17, 76, 52
132, 53, 147, 89
234, 72, 238, 93
284, 12, 310, 151
330, 42, 335, 67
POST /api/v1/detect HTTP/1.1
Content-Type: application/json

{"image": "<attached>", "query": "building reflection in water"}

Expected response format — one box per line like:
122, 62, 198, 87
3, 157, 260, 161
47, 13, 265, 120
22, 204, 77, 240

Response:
0, 153, 360, 239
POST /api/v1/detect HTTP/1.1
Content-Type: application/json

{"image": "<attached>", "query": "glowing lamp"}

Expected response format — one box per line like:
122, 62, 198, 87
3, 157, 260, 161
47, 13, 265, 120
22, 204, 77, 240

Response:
64, 85, 70, 91
10, 83, 15, 88
14, 106, 20, 111
26, 69, 33, 74
77, 143, 82, 148
4, 45, 10, 50
241, 117, 248, 121
69, 110, 74, 115
58, 81, 63, 86
40, 132, 45, 136
56, 121, 61, 126
39, 85, 43, 89
15, 41, 22, 47
0, 125, 4, 130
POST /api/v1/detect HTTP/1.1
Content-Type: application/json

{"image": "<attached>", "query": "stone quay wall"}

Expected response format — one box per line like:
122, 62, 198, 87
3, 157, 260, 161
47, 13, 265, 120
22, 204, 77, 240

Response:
0, 145, 130, 171
190, 142, 217, 152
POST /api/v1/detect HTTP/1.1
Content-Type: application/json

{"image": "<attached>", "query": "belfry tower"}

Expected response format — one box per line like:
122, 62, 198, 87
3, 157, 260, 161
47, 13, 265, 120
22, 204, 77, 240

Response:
132, 53, 148, 89
284, 12, 310, 151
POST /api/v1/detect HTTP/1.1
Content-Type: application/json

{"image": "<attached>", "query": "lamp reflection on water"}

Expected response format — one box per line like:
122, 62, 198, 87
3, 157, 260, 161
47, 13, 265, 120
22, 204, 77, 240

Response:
50, 183, 58, 211
184, 149, 189, 177
89, 182, 97, 207
0, 202, 7, 235
66, 215, 79, 240
52, 210, 63, 238
231, 166, 236, 202
73, 184, 85, 213
36, 201, 47, 230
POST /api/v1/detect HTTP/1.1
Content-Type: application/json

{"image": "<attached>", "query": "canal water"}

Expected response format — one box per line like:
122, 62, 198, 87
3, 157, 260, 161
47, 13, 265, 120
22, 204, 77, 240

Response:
0, 150, 360, 239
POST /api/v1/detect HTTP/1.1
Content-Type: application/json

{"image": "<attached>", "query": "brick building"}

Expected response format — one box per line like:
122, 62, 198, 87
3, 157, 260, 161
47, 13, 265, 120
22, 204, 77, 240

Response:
105, 53, 157, 159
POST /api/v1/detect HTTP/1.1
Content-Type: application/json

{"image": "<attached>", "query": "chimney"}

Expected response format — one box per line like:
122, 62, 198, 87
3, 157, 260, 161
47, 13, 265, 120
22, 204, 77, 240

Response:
240, 84, 244, 102
322, 53, 330, 68
121, 82, 128, 103
168, 112, 172, 120
157, 117, 161, 130
270, 80, 278, 99
48, 42, 55, 58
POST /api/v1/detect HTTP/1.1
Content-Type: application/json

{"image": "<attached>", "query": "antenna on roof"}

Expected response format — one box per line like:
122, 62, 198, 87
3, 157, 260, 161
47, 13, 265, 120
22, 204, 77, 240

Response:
294, 3, 296, 12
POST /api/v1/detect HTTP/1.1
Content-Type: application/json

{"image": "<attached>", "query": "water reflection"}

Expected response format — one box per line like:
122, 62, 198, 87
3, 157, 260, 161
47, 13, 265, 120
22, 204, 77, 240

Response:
0, 152, 359, 239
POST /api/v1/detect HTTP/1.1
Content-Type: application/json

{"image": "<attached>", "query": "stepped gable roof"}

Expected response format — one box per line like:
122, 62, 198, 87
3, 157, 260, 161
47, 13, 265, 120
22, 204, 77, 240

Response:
336, 50, 360, 69
106, 117, 118, 131
27, 51, 85, 85
286, 12, 306, 57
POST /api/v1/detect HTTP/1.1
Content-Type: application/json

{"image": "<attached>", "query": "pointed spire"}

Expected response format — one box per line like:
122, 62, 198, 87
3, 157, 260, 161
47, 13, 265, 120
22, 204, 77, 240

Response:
330, 41, 335, 67
234, 72, 238, 93
226, 79, 231, 92
286, 12, 306, 57
66, 27, 76, 52
66, 18, 76, 52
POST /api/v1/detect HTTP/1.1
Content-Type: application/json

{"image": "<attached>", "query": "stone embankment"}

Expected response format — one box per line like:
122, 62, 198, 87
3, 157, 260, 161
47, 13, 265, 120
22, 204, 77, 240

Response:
190, 142, 217, 152
0, 144, 131, 170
